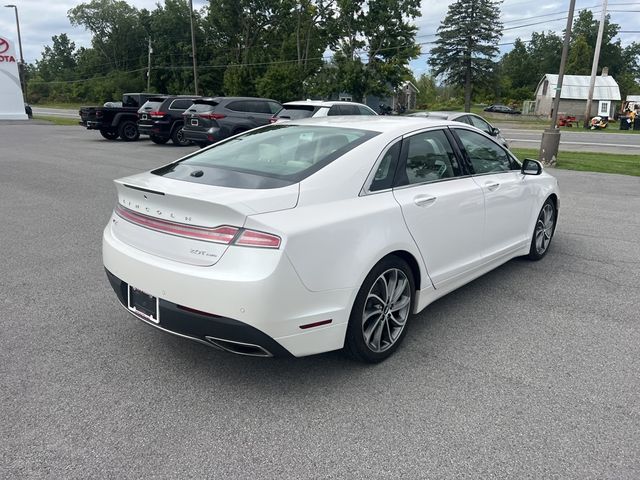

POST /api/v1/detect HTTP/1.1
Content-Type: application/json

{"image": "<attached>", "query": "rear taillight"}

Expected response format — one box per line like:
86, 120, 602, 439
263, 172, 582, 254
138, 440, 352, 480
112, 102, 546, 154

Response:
235, 230, 281, 249
199, 113, 226, 120
114, 204, 280, 249
149, 111, 166, 119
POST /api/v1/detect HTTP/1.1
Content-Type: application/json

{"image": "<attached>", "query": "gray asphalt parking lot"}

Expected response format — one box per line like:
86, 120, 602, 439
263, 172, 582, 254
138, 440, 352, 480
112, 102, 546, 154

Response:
1, 124, 639, 479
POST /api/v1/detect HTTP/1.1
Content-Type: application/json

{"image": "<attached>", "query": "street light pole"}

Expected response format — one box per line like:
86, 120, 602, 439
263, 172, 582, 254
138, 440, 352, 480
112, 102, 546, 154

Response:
4, 4, 26, 97
188, 0, 199, 95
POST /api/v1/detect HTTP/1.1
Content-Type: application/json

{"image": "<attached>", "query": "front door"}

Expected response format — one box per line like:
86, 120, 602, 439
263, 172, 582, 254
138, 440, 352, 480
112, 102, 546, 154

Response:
452, 128, 534, 259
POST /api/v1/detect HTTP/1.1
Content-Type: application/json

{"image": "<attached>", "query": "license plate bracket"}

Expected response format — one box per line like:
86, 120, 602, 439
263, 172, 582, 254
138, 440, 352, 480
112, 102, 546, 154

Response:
128, 285, 159, 323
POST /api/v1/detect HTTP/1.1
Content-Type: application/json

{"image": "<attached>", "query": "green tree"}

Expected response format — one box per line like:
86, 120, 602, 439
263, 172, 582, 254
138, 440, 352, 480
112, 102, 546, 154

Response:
36, 34, 78, 82
566, 35, 592, 75
68, 0, 147, 72
414, 73, 437, 108
325, 0, 421, 102
429, 0, 502, 112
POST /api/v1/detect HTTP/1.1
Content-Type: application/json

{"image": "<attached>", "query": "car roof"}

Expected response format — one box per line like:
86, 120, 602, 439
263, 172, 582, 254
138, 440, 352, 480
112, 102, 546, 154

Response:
195, 96, 279, 103
285, 115, 461, 135
283, 100, 371, 108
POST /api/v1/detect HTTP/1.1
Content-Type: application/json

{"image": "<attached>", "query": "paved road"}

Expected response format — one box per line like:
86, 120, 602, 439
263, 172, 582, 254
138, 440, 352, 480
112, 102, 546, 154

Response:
1, 125, 639, 479
498, 126, 640, 154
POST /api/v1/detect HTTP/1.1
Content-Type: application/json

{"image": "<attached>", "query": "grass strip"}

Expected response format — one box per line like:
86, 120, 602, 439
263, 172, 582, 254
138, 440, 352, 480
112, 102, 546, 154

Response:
511, 148, 640, 177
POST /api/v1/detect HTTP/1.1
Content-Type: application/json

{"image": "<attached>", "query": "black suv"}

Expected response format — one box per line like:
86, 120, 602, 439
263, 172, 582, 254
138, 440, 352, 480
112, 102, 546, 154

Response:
182, 97, 282, 147
138, 96, 200, 146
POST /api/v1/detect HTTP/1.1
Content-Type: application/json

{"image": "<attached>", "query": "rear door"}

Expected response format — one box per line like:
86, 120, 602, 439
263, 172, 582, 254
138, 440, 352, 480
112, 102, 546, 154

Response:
392, 128, 485, 288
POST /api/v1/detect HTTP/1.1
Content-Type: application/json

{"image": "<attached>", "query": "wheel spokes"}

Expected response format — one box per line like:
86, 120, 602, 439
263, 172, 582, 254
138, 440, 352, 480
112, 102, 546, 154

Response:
361, 268, 411, 353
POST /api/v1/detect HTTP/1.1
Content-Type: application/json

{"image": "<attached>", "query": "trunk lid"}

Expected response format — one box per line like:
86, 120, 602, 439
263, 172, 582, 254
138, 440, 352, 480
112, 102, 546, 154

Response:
111, 173, 298, 266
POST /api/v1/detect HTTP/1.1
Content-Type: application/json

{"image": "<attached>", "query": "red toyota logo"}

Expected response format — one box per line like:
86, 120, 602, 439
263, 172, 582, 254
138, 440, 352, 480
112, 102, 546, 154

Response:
0, 38, 9, 54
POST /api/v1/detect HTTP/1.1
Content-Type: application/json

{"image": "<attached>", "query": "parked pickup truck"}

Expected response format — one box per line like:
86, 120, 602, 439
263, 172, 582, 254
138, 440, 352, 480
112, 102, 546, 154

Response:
79, 93, 163, 141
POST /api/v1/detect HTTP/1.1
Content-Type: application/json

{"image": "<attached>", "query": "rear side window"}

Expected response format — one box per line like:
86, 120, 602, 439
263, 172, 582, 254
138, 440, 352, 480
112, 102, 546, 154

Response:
358, 106, 376, 115
249, 101, 272, 114
186, 102, 218, 113
153, 125, 378, 188
139, 100, 164, 111
277, 105, 316, 120
169, 99, 195, 111
370, 141, 401, 192
226, 101, 250, 112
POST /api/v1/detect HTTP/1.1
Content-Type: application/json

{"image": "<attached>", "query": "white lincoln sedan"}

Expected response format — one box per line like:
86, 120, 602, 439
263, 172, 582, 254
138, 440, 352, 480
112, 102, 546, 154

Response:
103, 117, 559, 362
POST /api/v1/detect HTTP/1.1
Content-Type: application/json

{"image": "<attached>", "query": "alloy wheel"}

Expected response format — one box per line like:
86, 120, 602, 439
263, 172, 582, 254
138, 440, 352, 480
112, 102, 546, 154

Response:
535, 203, 555, 255
361, 268, 411, 353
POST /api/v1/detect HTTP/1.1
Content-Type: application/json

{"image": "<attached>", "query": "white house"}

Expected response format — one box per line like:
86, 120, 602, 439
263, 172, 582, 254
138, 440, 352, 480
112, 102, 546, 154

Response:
534, 71, 621, 119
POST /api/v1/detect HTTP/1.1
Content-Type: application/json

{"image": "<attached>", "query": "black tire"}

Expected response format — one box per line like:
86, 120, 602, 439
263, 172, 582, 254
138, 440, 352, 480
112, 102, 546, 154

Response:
527, 198, 557, 261
100, 130, 119, 140
118, 121, 139, 141
150, 135, 169, 145
197, 143, 209, 149
171, 124, 191, 146
344, 255, 415, 363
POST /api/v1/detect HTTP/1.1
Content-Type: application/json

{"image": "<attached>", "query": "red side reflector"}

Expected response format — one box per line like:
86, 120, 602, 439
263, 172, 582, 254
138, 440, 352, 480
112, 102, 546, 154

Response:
299, 319, 333, 330
177, 305, 220, 318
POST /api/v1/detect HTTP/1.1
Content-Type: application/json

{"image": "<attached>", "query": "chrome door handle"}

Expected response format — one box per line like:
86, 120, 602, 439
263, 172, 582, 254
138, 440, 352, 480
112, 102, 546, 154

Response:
414, 195, 437, 207
485, 182, 500, 192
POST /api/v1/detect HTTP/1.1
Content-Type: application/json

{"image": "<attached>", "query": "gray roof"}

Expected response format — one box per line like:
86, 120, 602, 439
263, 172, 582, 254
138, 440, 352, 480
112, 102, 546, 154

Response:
539, 74, 621, 101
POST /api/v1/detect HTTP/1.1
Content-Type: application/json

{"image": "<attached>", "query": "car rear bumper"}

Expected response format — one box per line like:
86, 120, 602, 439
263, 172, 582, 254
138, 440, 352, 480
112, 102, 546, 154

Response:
102, 223, 353, 357
105, 269, 293, 357
138, 122, 170, 137
182, 127, 223, 144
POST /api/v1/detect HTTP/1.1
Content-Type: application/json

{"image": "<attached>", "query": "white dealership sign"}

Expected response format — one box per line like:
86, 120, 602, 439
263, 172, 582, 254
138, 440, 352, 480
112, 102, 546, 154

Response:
0, 35, 27, 120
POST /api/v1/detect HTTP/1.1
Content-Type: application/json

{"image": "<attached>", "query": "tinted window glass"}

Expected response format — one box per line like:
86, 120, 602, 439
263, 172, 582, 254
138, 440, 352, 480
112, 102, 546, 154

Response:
358, 106, 376, 115
399, 130, 461, 185
186, 102, 217, 113
277, 106, 316, 120
169, 99, 195, 110
123, 95, 139, 107
267, 102, 282, 114
226, 101, 250, 112
139, 100, 164, 112
327, 105, 341, 116
455, 129, 512, 174
370, 142, 401, 192
153, 125, 378, 188
249, 101, 271, 114
340, 105, 359, 115
455, 115, 473, 125
468, 115, 492, 134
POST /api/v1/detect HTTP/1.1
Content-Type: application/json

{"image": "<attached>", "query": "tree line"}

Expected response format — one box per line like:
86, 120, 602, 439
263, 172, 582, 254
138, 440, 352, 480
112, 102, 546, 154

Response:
26, 0, 420, 105
27, 0, 640, 110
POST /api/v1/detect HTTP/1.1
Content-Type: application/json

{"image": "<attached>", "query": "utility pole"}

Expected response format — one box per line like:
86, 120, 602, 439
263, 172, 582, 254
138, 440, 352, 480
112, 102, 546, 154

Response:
539, 0, 577, 166
147, 38, 152, 91
188, 0, 199, 95
583, 0, 609, 127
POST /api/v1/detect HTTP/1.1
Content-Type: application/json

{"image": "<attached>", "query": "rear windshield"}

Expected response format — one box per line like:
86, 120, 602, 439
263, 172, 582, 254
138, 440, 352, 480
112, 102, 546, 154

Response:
185, 102, 218, 113
139, 100, 164, 111
277, 105, 317, 120
153, 125, 378, 189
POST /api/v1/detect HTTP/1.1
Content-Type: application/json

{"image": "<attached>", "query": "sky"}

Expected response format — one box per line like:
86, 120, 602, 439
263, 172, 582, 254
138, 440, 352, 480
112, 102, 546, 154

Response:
0, 0, 639, 76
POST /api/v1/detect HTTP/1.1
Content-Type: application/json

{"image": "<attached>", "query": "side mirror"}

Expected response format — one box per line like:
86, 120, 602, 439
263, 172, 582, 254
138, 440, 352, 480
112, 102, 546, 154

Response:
491, 126, 500, 135
521, 158, 542, 175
